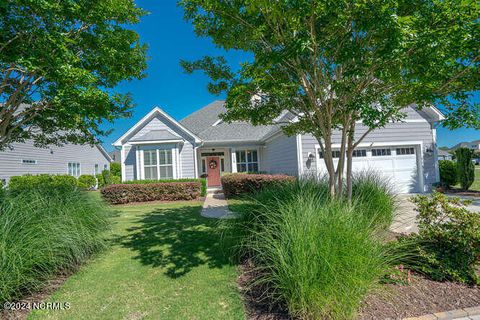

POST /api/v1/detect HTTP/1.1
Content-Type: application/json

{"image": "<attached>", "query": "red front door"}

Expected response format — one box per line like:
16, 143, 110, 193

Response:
206, 156, 221, 187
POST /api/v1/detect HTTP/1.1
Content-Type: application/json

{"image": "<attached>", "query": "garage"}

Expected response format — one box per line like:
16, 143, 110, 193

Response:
315, 144, 422, 193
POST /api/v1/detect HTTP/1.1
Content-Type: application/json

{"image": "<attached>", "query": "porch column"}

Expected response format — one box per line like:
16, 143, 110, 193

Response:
231, 148, 237, 173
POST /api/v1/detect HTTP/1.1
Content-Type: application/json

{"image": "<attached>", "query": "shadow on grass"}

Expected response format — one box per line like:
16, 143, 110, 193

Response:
113, 205, 232, 278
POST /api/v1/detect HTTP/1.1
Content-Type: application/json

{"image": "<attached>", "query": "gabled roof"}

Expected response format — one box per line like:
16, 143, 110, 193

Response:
113, 107, 202, 146
179, 100, 281, 143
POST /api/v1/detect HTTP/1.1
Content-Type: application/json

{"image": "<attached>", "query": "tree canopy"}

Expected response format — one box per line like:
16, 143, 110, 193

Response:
180, 0, 479, 197
0, 0, 148, 149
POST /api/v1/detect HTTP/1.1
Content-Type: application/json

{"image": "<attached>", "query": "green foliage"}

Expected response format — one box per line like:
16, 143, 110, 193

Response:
455, 148, 475, 190
111, 175, 121, 184
400, 192, 480, 285
0, 0, 148, 149
223, 177, 397, 319
8, 174, 77, 195
110, 162, 121, 177
0, 188, 110, 303
124, 178, 207, 196
439, 160, 458, 188
101, 182, 202, 204
98, 170, 112, 188
77, 175, 97, 190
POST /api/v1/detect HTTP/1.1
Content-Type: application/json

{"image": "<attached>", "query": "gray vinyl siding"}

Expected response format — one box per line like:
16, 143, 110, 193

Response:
263, 133, 299, 176
0, 140, 110, 183
301, 119, 437, 189
122, 113, 196, 181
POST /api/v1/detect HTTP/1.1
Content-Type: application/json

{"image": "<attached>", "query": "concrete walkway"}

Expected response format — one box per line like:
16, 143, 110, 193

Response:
201, 190, 236, 219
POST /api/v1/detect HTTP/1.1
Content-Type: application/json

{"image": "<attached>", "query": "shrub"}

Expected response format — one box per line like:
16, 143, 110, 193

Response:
455, 148, 475, 190
77, 174, 97, 190
222, 177, 397, 319
399, 192, 480, 284
221, 173, 295, 198
98, 169, 112, 188
101, 181, 201, 204
439, 160, 457, 188
111, 175, 121, 184
110, 162, 121, 177
0, 188, 110, 303
123, 178, 207, 197
8, 174, 78, 195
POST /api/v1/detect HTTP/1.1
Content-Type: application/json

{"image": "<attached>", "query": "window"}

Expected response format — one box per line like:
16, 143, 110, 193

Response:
372, 148, 391, 157
236, 149, 258, 173
22, 159, 37, 164
104, 164, 108, 170
143, 148, 174, 180
352, 150, 367, 157
318, 150, 341, 158
201, 158, 206, 173
68, 162, 81, 177
1, 179, 6, 187
396, 147, 415, 155
95, 164, 100, 175
220, 158, 225, 172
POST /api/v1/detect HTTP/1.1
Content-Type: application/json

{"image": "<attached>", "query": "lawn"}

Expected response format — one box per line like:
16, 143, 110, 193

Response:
29, 201, 244, 320
472, 166, 480, 191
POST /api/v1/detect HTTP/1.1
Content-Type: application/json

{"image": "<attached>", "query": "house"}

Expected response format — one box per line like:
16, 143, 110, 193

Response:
438, 149, 453, 161
113, 100, 445, 193
452, 140, 480, 151
0, 140, 111, 185
109, 150, 121, 163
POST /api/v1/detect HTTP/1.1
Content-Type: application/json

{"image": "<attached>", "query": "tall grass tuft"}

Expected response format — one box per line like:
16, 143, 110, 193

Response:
0, 189, 110, 303
223, 176, 398, 319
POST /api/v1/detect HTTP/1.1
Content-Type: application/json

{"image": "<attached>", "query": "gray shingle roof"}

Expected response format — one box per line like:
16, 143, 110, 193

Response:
179, 100, 283, 142
130, 130, 182, 142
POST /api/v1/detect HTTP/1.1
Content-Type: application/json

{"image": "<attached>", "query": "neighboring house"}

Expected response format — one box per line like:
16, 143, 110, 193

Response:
438, 149, 453, 161
452, 140, 480, 151
113, 100, 445, 193
109, 150, 121, 163
0, 140, 111, 185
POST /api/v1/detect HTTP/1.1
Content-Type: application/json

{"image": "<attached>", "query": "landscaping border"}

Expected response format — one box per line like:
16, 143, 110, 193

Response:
404, 306, 480, 320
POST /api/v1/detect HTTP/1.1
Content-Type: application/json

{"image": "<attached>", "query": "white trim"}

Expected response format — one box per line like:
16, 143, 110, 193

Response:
135, 147, 141, 180
172, 147, 178, 179
121, 145, 126, 182
296, 134, 303, 176
331, 141, 424, 148
112, 107, 202, 146
432, 125, 440, 183
212, 119, 222, 126
193, 145, 199, 178
129, 139, 184, 145
231, 147, 237, 173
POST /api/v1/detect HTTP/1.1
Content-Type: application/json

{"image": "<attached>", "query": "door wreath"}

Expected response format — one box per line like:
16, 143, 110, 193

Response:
209, 160, 217, 169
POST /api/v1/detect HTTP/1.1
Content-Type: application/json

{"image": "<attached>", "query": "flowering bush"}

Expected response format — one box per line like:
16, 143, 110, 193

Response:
221, 173, 295, 198
101, 181, 201, 204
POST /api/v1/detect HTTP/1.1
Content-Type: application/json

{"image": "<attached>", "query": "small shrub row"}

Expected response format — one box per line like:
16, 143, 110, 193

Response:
8, 174, 78, 195
123, 178, 207, 197
101, 181, 202, 204
78, 174, 97, 190
221, 173, 295, 198
0, 188, 110, 303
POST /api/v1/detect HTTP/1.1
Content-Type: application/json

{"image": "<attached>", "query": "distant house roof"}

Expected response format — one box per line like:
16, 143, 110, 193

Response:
451, 140, 480, 150
438, 149, 452, 157
130, 130, 182, 142
179, 100, 284, 143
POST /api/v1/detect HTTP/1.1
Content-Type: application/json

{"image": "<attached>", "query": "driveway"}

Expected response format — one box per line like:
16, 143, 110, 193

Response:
390, 194, 480, 235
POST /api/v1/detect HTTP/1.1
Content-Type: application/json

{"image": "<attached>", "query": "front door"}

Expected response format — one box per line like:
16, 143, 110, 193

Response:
206, 156, 221, 187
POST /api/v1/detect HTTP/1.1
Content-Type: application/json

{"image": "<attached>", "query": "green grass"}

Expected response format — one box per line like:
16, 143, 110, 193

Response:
29, 201, 244, 320
223, 177, 397, 319
472, 166, 480, 191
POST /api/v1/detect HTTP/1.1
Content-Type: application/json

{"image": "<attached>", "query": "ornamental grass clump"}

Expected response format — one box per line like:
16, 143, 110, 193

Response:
222, 177, 398, 319
0, 188, 110, 303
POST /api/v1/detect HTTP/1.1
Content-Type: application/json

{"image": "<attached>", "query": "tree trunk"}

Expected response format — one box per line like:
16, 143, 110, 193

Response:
315, 132, 336, 198
346, 122, 356, 202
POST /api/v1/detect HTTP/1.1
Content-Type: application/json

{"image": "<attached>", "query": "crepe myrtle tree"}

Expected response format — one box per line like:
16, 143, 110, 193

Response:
0, 0, 148, 149
179, 0, 479, 199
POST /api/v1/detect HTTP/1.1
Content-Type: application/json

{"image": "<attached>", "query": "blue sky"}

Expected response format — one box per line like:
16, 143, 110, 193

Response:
102, 0, 478, 152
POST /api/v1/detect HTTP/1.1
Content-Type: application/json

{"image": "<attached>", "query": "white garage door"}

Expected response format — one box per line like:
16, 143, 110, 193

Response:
316, 146, 421, 193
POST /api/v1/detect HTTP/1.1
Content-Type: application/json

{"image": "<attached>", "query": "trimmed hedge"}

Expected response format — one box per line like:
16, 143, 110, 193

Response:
8, 174, 78, 195
439, 160, 457, 188
78, 174, 96, 190
221, 173, 295, 198
101, 181, 202, 204
123, 178, 207, 197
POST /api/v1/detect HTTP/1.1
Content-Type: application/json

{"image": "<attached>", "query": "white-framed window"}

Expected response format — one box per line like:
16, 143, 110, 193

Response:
95, 164, 100, 175
236, 149, 258, 173
22, 159, 37, 164
143, 148, 174, 180
352, 149, 367, 157
396, 147, 415, 155
318, 150, 342, 159
372, 148, 391, 157
104, 164, 108, 170
201, 158, 207, 174
68, 162, 81, 177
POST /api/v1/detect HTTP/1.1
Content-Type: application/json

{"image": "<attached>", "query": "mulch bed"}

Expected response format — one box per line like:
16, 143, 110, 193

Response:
438, 188, 480, 198
239, 259, 480, 320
